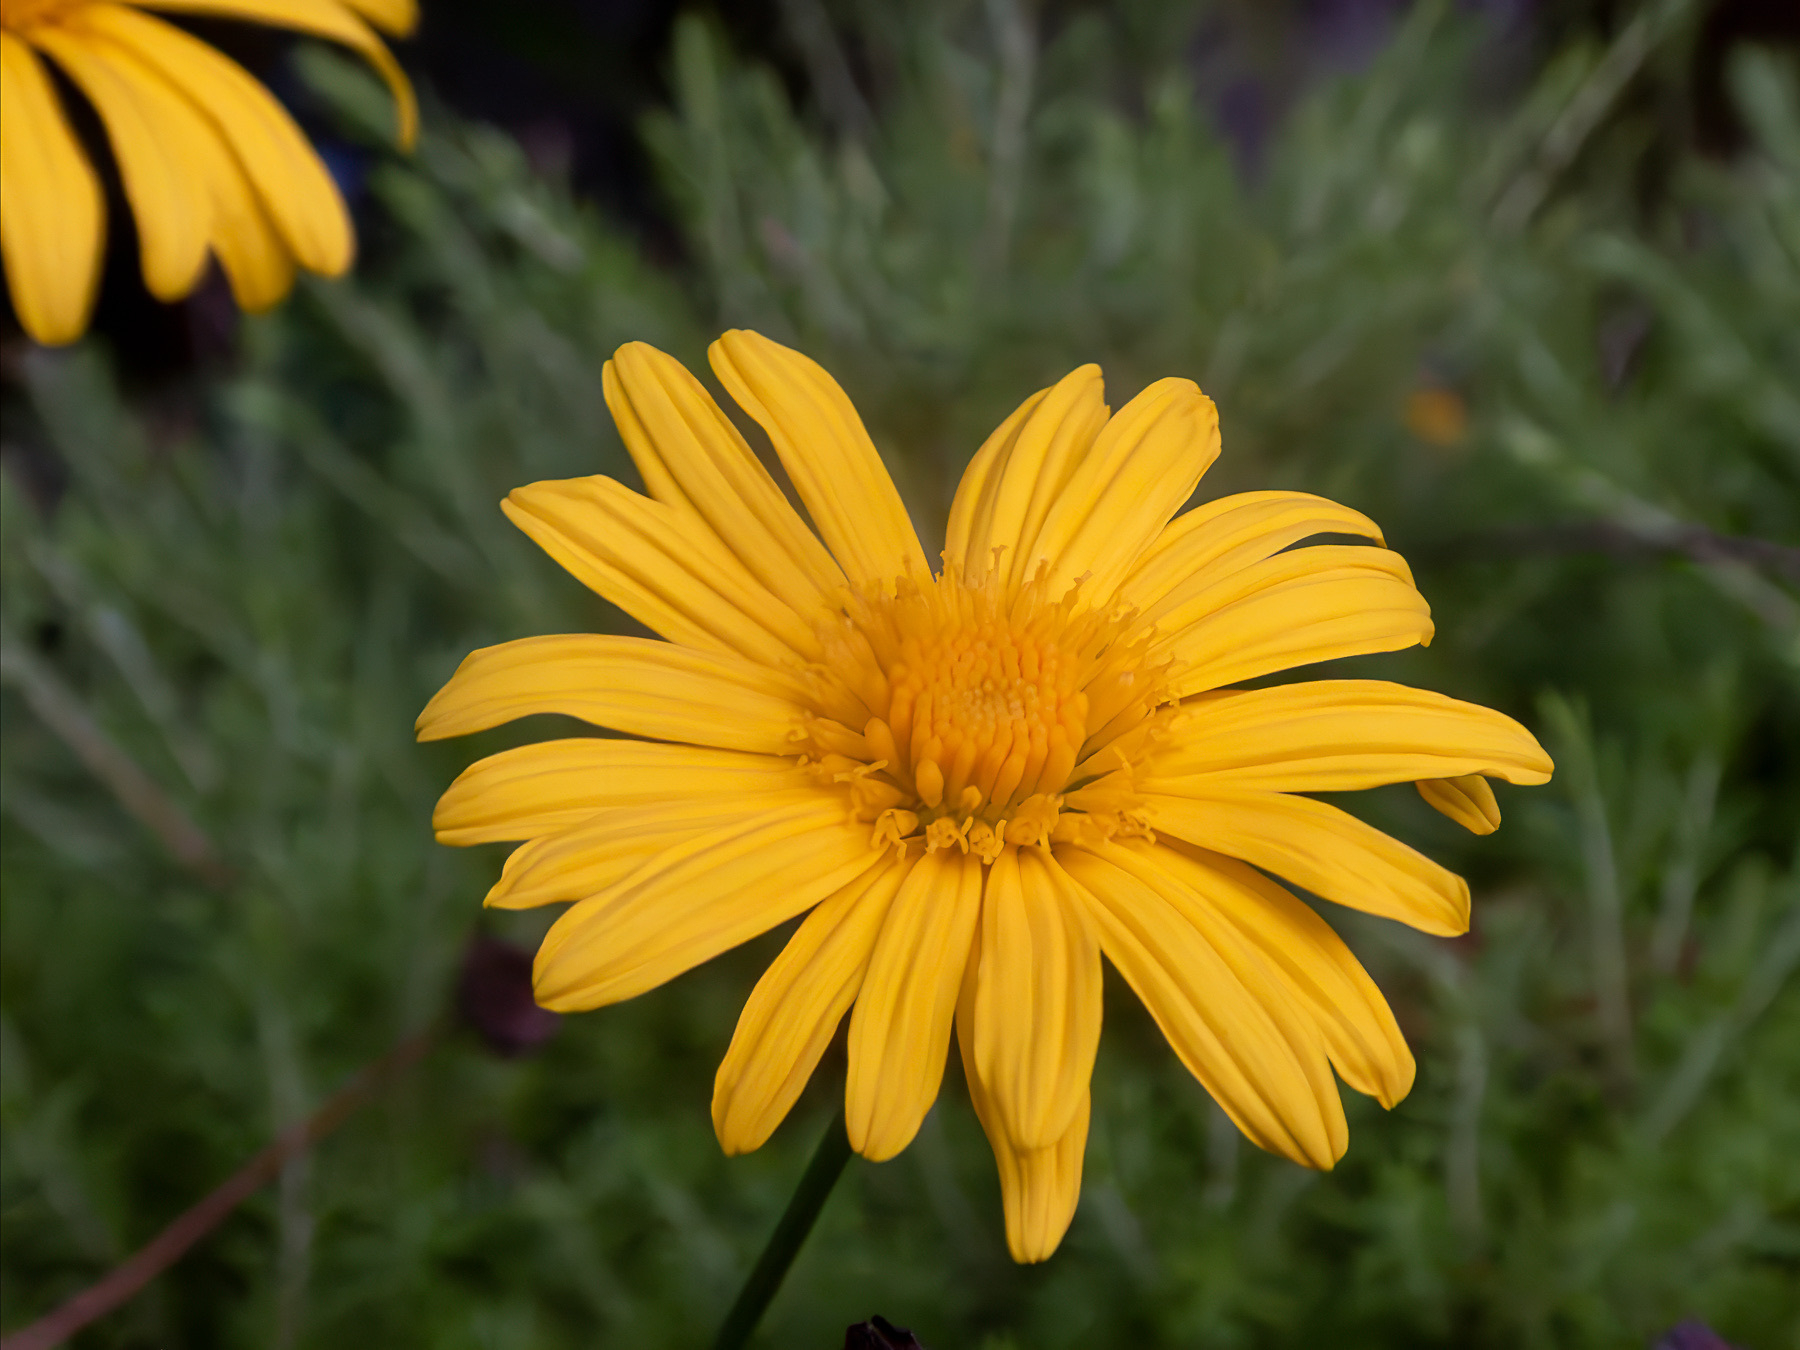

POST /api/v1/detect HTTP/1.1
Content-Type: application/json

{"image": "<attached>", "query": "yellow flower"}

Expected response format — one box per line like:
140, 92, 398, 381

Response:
0, 0, 417, 345
419, 333, 1553, 1262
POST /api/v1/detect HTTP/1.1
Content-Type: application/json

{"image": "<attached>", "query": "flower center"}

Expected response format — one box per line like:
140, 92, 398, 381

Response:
1, 0, 79, 30
805, 561, 1170, 861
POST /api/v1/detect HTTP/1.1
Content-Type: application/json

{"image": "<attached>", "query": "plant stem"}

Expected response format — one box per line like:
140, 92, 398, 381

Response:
711, 1109, 853, 1350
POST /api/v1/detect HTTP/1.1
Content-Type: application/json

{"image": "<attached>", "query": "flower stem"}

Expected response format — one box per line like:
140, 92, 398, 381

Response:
711, 1108, 853, 1350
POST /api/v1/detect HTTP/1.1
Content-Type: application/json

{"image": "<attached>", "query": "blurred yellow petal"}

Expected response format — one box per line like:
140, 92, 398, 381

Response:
1060, 843, 1346, 1168
78, 4, 352, 275
433, 738, 811, 845
713, 857, 911, 1153
134, 0, 417, 145
710, 329, 929, 593
1121, 490, 1385, 614
1022, 377, 1220, 603
415, 634, 808, 752
943, 365, 1109, 590
533, 796, 881, 1010
1143, 789, 1470, 936
846, 847, 982, 1160
1142, 679, 1553, 793
503, 475, 821, 667
30, 24, 211, 301
1418, 773, 1503, 834
338, 0, 416, 38
0, 32, 104, 345
970, 846, 1101, 1149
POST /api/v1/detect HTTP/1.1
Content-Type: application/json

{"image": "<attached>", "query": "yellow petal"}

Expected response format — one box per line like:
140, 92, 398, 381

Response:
483, 791, 826, 910
1154, 548, 1434, 698
970, 846, 1102, 1149
1418, 774, 1503, 834
503, 476, 820, 667
0, 33, 104, 345
532, 796, 881, 1010
433, 737, 812, 845
845, 847, 983, 1160
1023, 377, 1221, 604
30, 26, 212, 301
78, 4, 352, 275
414, 634, 808, 753
942, 365, 1109, 590
1128, 840, 1414, 1108
1141, 679, 1554, 793
1058, 843, 1346, 1169
1121, 490, 1385, 614
605, 342, 847, 614
1142, 789, 1470, 936
709, 330, 929, 592
133, 0, 416, 145
339, 0, 416, 38
712, 856, 911, 1153
958, 966, 1091, 1265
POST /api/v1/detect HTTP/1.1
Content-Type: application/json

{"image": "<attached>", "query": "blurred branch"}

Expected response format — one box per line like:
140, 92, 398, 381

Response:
1494, 0, 1695, 230
1640, 870, 1800, 1143
981, 0, 1035, 272
0, 1028, 437, 1350
0, 639, 233, 889
775, 0, 873, 140
1467, 522, 1800, 584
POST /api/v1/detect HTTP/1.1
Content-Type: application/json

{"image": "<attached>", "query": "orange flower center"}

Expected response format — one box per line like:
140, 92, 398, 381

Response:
805, 561, 1170, 861
0, 0, 81, 30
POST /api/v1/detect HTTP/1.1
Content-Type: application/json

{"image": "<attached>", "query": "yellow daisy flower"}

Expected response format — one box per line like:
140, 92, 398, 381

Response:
0, 0, 417, 345
419, 332, 1553, 1263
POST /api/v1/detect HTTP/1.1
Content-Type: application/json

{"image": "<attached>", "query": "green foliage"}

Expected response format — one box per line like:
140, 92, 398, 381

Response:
2, 2, 1797, 1346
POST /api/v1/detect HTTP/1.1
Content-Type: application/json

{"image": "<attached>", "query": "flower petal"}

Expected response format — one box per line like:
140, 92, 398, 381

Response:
483, 794, 823, 910
713, 856, 911, 1153
1120, 490, 1385, 615
415, 634, 808, 753
605, 342, 847, 612
1418, 774, 1503, 834
971, 846, 1102, 1149
339, 0, 416, 37
1142, 789, 1470, 936
943, 365, 1109, 590
1153, 547, 1434, 697
709, 330, 929, 592
1130, 840, 1414, 1108
846, 847, 983, 1160
1058, 842, 1346, 1168
133, 0, 416, 145
532, 795, 881, 1010
78, 4, 352, 275
433, 738, 812, 845
30, 26, 212, 301
0, 33, 104, 345
959, 979, 1090, 1265
1140, 679, 1554, 793
1024, 377, 1221, 604
504, 475, 822, 667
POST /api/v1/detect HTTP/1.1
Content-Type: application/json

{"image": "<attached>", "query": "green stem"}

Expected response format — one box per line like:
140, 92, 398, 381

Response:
711, 1108, 853, 1350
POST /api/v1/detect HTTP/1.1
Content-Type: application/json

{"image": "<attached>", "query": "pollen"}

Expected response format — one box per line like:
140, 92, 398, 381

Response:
807, 558, 1172, 858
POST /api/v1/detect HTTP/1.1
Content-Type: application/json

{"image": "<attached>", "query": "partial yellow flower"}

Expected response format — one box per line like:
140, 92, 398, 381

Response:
419, 333, 1553, 1262
0, 0, 416, 345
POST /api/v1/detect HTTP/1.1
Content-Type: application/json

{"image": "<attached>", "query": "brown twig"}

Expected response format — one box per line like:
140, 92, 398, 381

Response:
0, 1029, 437, 1350
1450, 522, 1800, 583
0, 640, 235, 888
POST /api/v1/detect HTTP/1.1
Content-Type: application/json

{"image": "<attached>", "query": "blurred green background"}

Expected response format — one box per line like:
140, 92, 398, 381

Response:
2, 0, 1797, 1345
